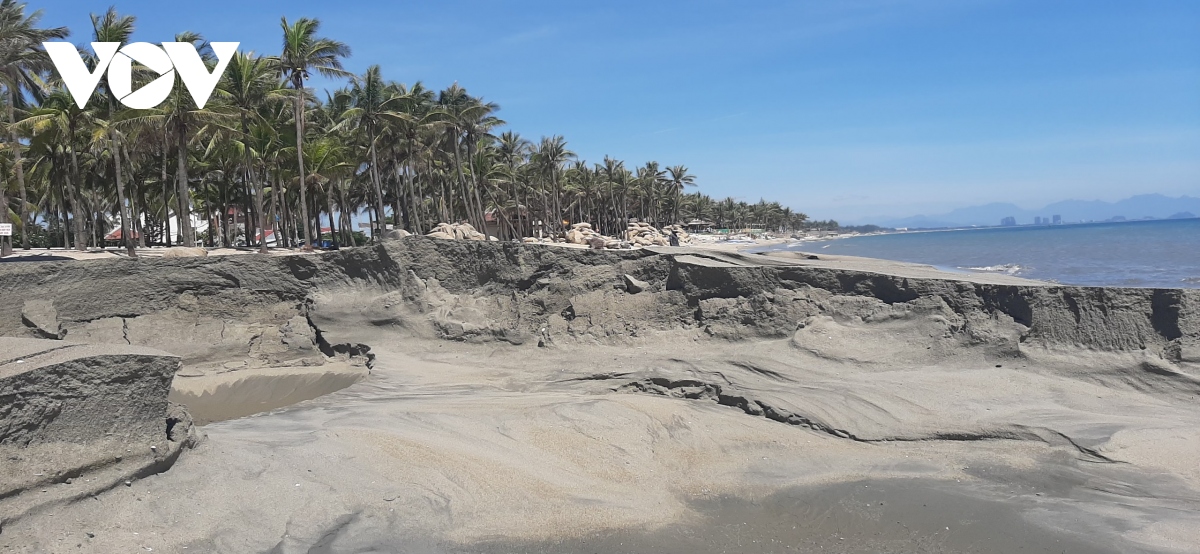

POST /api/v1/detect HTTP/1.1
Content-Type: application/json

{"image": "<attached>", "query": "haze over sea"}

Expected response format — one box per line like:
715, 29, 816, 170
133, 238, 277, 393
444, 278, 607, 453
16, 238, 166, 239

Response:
773, 218, 1200, 289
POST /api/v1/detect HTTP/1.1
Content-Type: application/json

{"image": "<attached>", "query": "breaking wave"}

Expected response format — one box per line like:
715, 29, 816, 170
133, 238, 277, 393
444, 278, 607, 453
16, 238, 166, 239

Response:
963, 263, 1025, 276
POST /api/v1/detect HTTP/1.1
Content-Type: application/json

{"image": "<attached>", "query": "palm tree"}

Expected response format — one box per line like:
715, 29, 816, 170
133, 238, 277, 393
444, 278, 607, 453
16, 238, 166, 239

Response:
533, 135, 574, 232
0, 0, 67, 255
394, 81, 435, 233
90, 7, 137, 257
218, 50, 285, 252
336, 65, 406, 233
19, 88, 91, 250
665, 165, 695, 224
122, 32, 233, 247
457, 96, 503, 230
278, 16, 350, 248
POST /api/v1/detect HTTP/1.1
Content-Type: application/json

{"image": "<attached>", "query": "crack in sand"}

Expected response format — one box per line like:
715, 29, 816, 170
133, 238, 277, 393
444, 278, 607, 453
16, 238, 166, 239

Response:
617, 376, 1121, 462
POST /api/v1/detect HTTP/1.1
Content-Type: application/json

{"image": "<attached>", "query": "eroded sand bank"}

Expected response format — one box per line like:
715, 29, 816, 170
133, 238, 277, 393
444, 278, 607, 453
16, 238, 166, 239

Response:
0, 238, 1196, 553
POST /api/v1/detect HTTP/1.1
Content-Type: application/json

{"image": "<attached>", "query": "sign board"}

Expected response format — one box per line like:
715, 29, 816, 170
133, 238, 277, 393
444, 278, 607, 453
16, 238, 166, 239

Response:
0, 223, 12, 236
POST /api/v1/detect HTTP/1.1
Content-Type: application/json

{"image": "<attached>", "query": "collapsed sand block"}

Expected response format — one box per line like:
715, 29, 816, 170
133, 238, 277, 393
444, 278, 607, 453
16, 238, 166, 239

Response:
0, 338, 196, 524
382, 229, 411, 240
0, 339, 184, 446
161, 247, 207, 258
623, 274, 650, 294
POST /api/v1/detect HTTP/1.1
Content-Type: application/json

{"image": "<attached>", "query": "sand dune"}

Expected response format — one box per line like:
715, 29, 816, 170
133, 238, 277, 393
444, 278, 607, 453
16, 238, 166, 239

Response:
0, 237, 1196, 553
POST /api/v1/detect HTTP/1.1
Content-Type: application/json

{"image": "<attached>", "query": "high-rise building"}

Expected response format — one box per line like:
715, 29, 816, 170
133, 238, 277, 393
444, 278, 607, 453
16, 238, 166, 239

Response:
1052, 215, 1062, 224
1001, 216, 1017, 226
1034, 216, 1043, 225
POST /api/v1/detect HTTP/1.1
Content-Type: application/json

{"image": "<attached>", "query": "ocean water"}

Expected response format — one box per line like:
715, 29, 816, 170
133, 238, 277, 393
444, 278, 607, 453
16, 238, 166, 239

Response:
769, 218, 1200, 289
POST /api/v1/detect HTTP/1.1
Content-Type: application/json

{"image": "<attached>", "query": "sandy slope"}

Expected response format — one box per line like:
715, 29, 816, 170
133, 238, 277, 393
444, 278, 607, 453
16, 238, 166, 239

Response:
0, 238, 1197, 553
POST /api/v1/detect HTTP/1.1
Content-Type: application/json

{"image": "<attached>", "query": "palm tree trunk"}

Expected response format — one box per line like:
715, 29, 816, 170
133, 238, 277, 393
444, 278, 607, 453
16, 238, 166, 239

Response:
108, 108, 136, 257
368, 137, 386, 240
452, 138, 467, 222
366, 204, 374, 239
175, 126, 193, 245
325, 193, 337, 247
405, 143, 421, 233
90, 201, 98, 249
551, 171, 563, 233
242, 173, 254, 249
203, 190, 213, 247
255, 166, 268, 253
7, 88, 30, 250
124, 144, 148, 249
56, 160, 71, 248
387, 144, 403, 232
221, 175, 231, 247
161, 148, 173, 247
269, 169, 282, 247
60, 155, 78, 249
68, 125, 87, 251
294, 83, 312, 249
464, 139, 485, 231
0, 173, 9, 257
441, 174, 451, 224
337, 182, 351, 245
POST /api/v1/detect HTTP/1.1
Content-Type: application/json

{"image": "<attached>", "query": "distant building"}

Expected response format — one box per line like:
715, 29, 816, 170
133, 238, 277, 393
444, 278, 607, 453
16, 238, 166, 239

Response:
1034, 216, 1042, 225
1052, 215, 1062, 225
1000, 216, 1017, 226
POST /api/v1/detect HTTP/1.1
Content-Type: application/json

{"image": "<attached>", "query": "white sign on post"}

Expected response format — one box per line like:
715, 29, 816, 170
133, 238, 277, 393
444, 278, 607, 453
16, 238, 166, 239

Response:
0, 223, 12, 236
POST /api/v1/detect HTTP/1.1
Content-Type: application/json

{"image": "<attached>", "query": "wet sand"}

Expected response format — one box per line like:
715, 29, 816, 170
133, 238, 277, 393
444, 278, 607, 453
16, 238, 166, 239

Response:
471, 479, 1121, 554
168, 363, 368, 425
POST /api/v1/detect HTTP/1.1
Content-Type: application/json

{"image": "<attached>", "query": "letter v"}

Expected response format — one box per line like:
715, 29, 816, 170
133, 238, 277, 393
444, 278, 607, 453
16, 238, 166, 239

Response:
44, 42, 119, 109
163, 42, 239, 109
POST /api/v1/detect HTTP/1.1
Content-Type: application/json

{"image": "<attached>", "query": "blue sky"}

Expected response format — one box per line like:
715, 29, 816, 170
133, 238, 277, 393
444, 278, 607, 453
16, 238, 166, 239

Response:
39, 0, 1200, 223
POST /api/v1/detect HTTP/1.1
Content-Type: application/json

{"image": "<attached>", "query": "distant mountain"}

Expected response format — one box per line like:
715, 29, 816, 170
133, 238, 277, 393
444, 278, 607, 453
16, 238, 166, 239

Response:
876, 194, 1200, 229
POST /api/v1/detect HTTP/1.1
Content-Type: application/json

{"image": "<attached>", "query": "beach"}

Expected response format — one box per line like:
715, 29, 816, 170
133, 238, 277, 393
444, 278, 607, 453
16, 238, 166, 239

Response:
1, 237, 1197, 553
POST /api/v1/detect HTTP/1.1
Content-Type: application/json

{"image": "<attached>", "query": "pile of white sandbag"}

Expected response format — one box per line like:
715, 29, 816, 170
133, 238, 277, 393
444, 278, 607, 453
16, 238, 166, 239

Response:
659, 224, 692, 244
626, 221, 665, 246
565, 222, 623, 248
621, 222, 693, 247
425, 222, 496, 241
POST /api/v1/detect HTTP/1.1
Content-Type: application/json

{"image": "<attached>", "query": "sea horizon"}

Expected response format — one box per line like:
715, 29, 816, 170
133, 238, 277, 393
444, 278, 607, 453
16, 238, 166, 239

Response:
768, 217, 1200, 289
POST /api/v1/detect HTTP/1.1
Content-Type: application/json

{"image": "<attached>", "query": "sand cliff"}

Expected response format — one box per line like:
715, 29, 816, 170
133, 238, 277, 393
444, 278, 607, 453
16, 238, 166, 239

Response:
0, 238, 1197, 552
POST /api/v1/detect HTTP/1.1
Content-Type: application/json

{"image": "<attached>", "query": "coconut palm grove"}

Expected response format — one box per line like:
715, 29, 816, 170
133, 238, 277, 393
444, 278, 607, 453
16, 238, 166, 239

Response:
0, 2, 830, 257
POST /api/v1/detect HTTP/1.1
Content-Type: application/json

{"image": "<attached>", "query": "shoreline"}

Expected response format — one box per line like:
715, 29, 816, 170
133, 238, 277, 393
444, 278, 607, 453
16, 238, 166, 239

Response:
0, 235, 1047, 288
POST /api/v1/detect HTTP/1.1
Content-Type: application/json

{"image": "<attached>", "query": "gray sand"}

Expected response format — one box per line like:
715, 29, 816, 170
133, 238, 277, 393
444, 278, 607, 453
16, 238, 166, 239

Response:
0, 238, 1196, 553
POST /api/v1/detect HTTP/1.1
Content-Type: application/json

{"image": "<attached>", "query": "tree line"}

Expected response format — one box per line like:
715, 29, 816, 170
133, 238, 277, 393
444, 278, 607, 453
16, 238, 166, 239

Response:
0, 2, 819, 257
